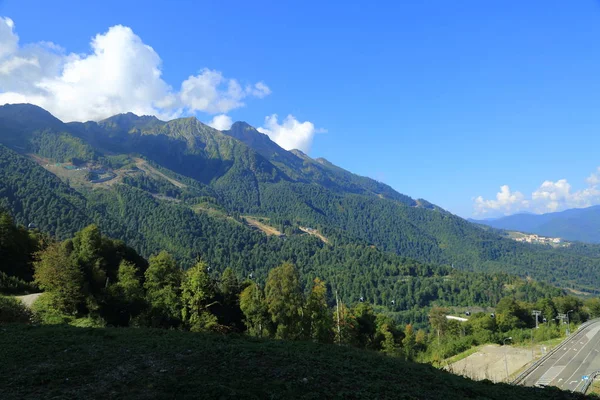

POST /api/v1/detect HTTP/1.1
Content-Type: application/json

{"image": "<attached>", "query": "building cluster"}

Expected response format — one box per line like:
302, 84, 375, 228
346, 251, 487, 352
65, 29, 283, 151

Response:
513, 234, 561, 245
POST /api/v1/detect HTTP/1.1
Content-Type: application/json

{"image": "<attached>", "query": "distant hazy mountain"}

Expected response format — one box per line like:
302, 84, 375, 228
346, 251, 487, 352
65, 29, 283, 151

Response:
471, 206, 600, 243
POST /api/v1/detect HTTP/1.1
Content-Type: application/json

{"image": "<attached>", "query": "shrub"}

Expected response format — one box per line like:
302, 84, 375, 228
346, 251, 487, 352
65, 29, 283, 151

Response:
31, 293, 73, 325
0, 296, 33, 324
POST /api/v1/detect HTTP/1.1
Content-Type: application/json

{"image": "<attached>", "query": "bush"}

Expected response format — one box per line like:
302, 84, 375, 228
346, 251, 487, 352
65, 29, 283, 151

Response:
70, 316, 106, 328
31, 293, 73, 325
0, 271, 38, 295
0, 296, 33, 323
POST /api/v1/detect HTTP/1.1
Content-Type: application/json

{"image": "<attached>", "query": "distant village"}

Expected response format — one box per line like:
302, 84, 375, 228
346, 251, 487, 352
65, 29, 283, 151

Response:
511, 233, 564, 245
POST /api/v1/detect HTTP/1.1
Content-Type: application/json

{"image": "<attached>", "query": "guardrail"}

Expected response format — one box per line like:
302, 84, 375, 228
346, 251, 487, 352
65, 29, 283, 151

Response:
578, 370, 600, 394
511, 318, 600, 386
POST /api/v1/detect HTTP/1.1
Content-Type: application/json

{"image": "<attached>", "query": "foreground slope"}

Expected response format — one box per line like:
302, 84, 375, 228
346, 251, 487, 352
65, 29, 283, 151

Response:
0, 324, 583, 400
472, 206, 600, 244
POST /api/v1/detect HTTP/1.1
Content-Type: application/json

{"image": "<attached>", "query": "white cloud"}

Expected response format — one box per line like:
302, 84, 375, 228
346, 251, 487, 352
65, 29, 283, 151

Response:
207, 114, 232, 130
0, 18, 270, 122
586, 167, 600, 186
257, 114, 323, 153
474, 185, 529, 216
474, 168, 600, 216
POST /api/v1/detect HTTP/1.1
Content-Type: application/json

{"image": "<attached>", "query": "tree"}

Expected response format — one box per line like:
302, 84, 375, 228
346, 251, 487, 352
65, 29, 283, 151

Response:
536, 298, 557, 324
220, 267, 240, 304
108, 260, 146, 325
403, 324, 416, 360
34, 241, 83, 315
429, 307, 449, 344
352, 302, 378, 349
305, 278, 333, 343
415, 329, 427, 352
181, 260, 219, 332
495, 297, 527, 331
264, 262, 304, 340
217, 267, 244, 331
380, 323, 399, 355
586, 298, 600, 318
333, 300, 357, 345
144, 251, 182, 327
239, 282, 269, 337
466, 312, 497, 344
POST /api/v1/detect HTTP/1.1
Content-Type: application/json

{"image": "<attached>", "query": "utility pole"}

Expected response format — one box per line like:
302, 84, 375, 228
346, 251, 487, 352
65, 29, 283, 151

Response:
335, 290, 341, 345
503, 337, 512, 381
566, 309, 574, 336
531, 329, 534, 361
532, 310, 541, 329
557, 313, 568, 335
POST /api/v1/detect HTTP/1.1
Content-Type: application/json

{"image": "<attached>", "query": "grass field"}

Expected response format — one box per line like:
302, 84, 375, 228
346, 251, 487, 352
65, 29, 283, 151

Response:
0, 324, 587, 400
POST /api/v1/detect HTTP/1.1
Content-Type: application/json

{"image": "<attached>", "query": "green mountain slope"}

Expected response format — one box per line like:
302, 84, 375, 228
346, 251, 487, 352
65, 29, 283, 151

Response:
1, 104, 600, 293
0, 324, 583, 400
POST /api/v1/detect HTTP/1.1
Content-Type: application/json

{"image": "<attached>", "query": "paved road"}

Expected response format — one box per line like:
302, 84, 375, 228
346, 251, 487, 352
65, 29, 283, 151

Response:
15, 293, 42, 308
522, 319, 600, 392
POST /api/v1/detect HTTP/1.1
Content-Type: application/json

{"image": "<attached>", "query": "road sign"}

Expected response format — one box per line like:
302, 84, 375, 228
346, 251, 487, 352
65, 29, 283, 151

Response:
583, 375, 589, 380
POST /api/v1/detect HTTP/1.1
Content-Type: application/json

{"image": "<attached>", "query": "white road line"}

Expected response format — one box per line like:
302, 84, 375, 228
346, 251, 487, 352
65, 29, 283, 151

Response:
560, 327, 600, 389
535, 366, 565, 386
530, 323, 597, 385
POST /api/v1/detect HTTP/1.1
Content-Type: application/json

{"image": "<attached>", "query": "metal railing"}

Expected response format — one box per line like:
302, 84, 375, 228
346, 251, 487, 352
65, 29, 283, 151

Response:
511, 318, 599, 385
578, 370, 600, 394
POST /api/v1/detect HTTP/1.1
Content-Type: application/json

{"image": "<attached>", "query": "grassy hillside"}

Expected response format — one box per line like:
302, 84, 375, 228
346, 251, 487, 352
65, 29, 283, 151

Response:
0, 324, 583, 400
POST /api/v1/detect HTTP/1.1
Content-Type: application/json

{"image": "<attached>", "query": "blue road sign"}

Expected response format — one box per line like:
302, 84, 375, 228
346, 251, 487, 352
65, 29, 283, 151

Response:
583, 375, 590, 380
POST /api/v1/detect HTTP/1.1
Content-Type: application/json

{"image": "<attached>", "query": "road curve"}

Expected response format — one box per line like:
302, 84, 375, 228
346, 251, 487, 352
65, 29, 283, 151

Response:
521, 319, 600, 392
15, 293, 42, 308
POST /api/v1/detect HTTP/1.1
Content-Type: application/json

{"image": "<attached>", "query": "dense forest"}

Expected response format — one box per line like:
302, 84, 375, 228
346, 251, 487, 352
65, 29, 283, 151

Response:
2, 217, 598, 364
1, 104, 600, 295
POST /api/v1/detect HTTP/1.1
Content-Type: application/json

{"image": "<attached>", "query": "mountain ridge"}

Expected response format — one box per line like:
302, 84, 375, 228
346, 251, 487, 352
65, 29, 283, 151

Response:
472, 205, 600, 243
2, 103, 600, 293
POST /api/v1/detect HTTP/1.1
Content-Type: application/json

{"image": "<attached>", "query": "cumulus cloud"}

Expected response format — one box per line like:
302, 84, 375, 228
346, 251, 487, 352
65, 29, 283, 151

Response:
0, 18, 270, 121
207, 114, 233, 131
474, 185, 529, 216
474, 168, 600, 216
257, 114, 323, 153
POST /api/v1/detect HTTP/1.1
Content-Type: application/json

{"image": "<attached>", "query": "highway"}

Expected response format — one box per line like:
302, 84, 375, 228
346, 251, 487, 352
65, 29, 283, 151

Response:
521, 319, 600, 392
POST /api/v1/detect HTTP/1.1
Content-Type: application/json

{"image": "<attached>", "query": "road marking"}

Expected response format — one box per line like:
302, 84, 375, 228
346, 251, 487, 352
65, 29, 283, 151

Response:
528, 323, 597, 387
560, 325, 600, 390
535, 366, 565, 387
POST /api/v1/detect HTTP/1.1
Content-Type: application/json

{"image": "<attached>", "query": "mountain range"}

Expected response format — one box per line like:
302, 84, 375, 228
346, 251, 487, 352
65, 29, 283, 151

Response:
471, 206, 600, 244
2, 103, 600, 297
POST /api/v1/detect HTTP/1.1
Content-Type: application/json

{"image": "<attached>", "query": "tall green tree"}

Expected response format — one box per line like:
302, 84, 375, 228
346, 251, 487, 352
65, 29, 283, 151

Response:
33, 241, 83, 315
144, 251, 181, 327
352, 302, 378, 349
403, 324, 416, 360
305, 278, 333, 343
108, 260, 146, 325
181, 260, 219, 332
264, 262, 304, 340
429, 307, 449, 344
218, 267, 244, 331
72, 225, 106, 298
239, 281, 269, 337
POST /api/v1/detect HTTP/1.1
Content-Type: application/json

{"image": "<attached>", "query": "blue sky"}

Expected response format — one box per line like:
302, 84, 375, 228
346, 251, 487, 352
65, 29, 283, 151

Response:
1, 0, 600, 218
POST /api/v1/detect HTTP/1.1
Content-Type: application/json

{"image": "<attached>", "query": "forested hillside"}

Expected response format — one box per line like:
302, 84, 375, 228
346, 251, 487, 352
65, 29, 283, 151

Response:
1, 104, 600, 294
1, 216, 594, 364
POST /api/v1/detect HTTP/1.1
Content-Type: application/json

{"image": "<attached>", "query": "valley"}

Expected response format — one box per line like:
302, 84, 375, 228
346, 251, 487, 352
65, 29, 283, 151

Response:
1, 104, 600, 398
